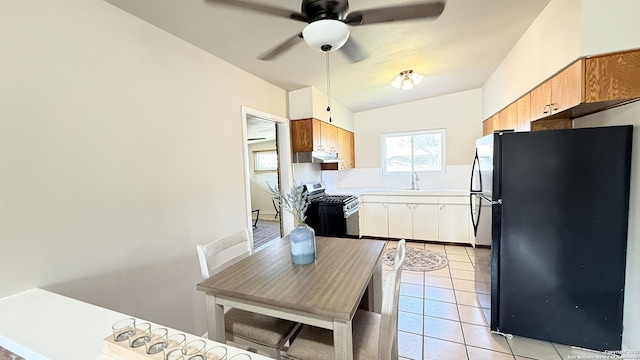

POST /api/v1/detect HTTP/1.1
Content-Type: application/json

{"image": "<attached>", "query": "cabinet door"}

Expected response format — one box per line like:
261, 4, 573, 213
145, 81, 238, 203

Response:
482, 117, 493, 136
438, 204, 470, 243
320, 121, 338, 153
498, 103, 518, 131
530, 81, 551, 121
550, 60, 583, 114
361, 202, 388, 238
388, 203, 413, 239
290, 119, 316, 152
412, 203, 439, 241
516, 94, 531, 131
347, 131, 355, 169
336, 128, 351, 170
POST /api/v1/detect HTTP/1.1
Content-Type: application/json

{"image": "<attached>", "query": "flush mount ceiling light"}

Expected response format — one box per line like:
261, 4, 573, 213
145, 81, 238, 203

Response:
302, 19, 350, 53
390, 70, 425, 90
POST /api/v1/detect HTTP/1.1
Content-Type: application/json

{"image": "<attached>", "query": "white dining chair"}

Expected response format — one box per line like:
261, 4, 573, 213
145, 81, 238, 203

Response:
196, 228, 299, 359
285, 239, 407, 360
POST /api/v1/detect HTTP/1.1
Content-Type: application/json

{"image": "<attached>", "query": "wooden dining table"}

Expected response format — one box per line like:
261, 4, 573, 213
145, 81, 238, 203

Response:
197, 235, 387, 360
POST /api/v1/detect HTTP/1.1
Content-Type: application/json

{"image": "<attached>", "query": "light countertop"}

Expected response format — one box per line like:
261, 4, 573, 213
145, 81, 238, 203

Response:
0, 289, 270, 360
327, 188, 469, 197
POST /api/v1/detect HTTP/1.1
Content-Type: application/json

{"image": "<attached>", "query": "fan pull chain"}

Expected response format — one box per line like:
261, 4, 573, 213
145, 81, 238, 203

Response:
325, 50, 332, 123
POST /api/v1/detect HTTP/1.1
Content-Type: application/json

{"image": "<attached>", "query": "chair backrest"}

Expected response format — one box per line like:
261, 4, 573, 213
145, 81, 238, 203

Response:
378, 239, 406, 360
196, 228, 251, 280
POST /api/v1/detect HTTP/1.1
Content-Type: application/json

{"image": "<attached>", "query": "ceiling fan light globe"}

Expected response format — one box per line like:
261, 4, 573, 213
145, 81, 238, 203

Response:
390, 76, 403, 88
401, 81, 413, 90
412, 73, 424, 85
302, 20, 350, 52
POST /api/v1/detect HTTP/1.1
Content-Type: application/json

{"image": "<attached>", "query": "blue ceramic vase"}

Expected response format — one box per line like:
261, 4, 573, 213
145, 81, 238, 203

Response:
289, 225, 316, 265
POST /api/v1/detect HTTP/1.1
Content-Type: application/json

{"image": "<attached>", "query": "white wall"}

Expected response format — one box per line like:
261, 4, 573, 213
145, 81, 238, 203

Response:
573, 103, 640, 350
0, 0, 287, 336
580, 0, 640, 56
288, 87, 355, 131
248, 141, 279, 218
354, 88, 482, 168
338, 89, 481, 191
482, 0, 581, 118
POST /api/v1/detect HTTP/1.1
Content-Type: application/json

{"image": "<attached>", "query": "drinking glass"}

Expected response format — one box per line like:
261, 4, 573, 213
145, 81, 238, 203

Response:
128, 322, 151, 348
145, 327, 168, 355
112, 318, 135, 342
205, 346, 227, 360
163, 333, 187, 360
182, 339, 206, 360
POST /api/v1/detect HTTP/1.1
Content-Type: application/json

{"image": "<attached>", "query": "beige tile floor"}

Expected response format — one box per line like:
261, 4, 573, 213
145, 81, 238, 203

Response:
383, 240, 608, 360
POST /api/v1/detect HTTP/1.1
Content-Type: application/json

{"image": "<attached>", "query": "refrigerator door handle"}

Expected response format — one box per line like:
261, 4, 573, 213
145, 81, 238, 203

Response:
470, 193, 481, 237
470, 149, 482, 193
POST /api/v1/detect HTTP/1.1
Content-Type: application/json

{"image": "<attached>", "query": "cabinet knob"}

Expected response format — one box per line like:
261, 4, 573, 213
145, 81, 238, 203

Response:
440, 205, 445, 210
543, 104, 551, 114
550, 103, 558, 111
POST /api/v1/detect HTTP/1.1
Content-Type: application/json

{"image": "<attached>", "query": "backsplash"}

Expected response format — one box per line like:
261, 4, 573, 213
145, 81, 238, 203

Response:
322, 165, 472, 192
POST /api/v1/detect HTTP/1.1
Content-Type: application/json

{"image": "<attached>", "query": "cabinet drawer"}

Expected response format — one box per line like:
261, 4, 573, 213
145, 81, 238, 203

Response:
361, 195, 387, 203
438, 196, 469, 205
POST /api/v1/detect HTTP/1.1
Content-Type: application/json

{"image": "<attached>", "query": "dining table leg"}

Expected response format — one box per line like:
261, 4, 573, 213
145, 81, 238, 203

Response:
368, 258, 383, 313
205, 294, 226, 343
333, 319, 354, 360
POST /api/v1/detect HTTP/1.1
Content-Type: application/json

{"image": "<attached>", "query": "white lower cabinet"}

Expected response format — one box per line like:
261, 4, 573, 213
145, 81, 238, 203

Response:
361, 196, 388, 238
438, 197, 470, 243
388, 196, 438, 241
361, 193, 471, 244
388, 203, 413, 239
412, 203, 439, 240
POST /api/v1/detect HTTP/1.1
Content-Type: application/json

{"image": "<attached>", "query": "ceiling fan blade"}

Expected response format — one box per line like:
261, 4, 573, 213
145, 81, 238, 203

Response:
344, 1, 445, 26
204, 0, 308, 23
339, 37, 367, 63
257, 33, 304, 61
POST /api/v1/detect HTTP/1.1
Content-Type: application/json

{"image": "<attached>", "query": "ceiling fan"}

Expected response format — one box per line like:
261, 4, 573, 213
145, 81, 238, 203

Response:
205, 0, 445, 63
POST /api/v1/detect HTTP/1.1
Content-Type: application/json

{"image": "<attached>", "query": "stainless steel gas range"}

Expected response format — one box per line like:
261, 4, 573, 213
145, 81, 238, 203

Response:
303, 183, 359, 238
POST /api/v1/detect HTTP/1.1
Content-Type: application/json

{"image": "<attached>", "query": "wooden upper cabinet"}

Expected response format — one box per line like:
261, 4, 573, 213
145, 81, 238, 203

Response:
482, 114, 500, 136
293, 118, 355, 171
530, 61, 582, 122
530, 80, 552, 121
336, 128, 355, 170
320, 121, 338, 153
516, 94, 531, 131
550, 60, 583, 113
290, 119, 320, 152
585, 50, 640, 103
484, 49, 640, 132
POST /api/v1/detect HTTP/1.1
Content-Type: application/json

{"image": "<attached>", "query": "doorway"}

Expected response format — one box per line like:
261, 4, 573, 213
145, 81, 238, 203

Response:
241, 107, 293, 251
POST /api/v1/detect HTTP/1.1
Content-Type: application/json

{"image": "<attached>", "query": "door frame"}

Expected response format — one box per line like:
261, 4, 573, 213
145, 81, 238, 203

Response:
241, 106, 294, 248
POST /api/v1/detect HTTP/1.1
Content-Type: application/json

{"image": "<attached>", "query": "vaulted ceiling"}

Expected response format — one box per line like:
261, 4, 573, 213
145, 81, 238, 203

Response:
104, 0, 551, 113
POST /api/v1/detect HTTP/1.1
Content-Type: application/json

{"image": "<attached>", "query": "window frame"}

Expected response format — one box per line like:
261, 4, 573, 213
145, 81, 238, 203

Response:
253, 149, 278, 173
380, 129, 446, 175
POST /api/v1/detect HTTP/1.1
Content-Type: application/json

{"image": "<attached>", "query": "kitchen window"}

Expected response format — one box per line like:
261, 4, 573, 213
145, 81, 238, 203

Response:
254, 149, 278, 172
381, 129, 446, 174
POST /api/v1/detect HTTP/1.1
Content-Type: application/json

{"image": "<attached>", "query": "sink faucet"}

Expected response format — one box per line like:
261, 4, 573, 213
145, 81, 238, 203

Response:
410, 171, 420, 190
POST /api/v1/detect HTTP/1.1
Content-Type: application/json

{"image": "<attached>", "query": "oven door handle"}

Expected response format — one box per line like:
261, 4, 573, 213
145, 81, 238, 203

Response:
344, 206, 359, 218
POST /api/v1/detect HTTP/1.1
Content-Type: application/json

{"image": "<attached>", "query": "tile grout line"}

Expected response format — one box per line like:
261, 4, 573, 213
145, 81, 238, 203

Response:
446, 248, 471, 360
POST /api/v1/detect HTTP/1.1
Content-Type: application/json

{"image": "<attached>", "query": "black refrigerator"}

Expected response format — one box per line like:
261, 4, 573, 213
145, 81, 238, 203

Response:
470, 126, 633, 352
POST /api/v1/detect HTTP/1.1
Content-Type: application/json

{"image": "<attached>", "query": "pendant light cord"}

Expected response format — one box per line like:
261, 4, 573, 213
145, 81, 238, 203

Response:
325, 50, 332, 122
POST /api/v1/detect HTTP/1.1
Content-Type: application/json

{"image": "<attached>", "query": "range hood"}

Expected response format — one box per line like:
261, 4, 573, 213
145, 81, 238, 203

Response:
292, 151, 344, 164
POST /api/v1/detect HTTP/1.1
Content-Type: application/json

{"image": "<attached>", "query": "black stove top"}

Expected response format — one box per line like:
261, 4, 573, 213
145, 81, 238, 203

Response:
303, 183, 356, 205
